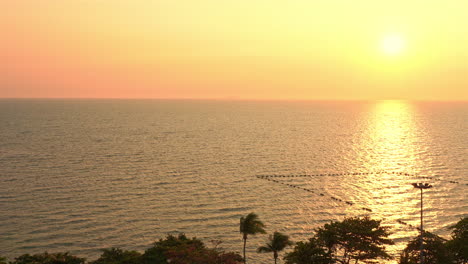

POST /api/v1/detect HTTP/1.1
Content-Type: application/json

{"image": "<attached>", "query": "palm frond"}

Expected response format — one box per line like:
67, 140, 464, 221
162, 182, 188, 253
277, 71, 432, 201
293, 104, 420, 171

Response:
240, 213, 266, 235
257, 245, 273, 253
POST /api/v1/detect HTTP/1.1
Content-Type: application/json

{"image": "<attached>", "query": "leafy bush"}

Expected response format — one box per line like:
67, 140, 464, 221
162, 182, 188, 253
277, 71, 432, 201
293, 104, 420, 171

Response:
399, 231, 452, 264
141, 234, 242, 264
446, 217, 468, 264
91, 248, 141, 264
284, 238, 333, 264
315, 216, 394, 264
11, 252, 85, 264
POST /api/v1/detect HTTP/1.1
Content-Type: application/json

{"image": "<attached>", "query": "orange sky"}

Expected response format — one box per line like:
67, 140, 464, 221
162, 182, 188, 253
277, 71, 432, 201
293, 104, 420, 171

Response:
1, 0, 468, 100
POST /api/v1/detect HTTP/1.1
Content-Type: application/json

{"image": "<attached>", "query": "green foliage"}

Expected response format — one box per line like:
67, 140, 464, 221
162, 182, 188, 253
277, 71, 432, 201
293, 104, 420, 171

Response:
315, 216, 394, 264
141, 234, 205, 264
284, 217, 393, 264
11, 252, 85, 264
165, 245, 242, 264
140, 233, 242, 264
399, 231, 453, 264
9, 217, 467, 264
91, 248, 141, 264
240, 212, 267, 238
449, 217, 468, 240
257, 232, 293, 264
284, 238, 333, 264
5, 234, 242, 264
446, 217, 468, 264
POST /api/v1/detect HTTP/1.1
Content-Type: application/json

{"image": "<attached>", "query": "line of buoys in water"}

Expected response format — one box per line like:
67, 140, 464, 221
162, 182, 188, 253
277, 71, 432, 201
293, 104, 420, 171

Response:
396, 219, 420, 230
256, 171, 466, 186
256, 175, 423, 231
256, 175, 373, 213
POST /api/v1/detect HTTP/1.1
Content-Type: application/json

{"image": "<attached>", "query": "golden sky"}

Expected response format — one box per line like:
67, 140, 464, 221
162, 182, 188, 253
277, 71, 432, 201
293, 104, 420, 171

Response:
1, 0, 468, 100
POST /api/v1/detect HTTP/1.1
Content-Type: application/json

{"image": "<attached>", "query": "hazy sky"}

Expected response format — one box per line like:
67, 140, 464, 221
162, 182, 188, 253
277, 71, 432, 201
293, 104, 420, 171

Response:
2, 0, 468, 100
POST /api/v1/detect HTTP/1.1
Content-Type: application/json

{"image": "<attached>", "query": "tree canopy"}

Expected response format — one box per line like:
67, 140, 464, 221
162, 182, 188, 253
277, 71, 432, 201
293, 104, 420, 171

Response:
10, 252, 85, 264
141, 234, 242, 264
284, 238, 333, 264
446, 217, 468, 264
399, 217, 468, 264
284, 216, 394, 264
399, 231, 452, 264
240, 213, 267, 238
315, 216, 394, 264
90, 248, 141, 264
257, 232, 293, 264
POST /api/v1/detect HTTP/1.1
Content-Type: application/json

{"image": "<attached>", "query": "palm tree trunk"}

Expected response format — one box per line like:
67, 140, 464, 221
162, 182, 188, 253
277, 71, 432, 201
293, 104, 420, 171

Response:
274, 251, 278, 264
243, 235, 247, 264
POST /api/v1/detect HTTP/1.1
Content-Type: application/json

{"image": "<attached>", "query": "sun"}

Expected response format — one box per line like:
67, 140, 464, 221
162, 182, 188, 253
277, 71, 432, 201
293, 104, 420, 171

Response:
380, 34, 406, 56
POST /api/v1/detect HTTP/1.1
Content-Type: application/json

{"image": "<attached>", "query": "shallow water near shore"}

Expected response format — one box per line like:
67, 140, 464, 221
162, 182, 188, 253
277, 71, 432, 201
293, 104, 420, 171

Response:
0, 99, 467, 263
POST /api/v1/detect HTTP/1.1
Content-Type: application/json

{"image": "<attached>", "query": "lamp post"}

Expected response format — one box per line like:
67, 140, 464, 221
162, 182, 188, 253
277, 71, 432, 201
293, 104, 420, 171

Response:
412, 183, 432, 264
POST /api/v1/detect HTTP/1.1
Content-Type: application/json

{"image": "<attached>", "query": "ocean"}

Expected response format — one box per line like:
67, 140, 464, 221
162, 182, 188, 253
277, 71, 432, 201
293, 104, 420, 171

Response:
0, 99, 466, 263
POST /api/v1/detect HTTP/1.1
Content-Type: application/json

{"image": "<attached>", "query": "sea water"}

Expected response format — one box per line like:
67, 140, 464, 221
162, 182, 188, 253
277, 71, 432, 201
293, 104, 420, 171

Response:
0, 99, 467, 263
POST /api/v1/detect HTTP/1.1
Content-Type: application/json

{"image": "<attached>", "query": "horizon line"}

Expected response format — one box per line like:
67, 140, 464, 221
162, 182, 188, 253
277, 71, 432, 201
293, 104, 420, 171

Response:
1, 97, 468, 103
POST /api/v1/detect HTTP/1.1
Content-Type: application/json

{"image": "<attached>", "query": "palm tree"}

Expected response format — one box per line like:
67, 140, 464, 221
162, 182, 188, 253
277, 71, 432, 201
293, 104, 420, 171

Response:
257, 231, 293, 264
240, 212, 266, 264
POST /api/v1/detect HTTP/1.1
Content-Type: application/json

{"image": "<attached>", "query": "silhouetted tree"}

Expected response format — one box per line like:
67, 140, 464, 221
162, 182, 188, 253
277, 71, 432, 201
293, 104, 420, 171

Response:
11, 252, 85, 264
399, 231, 453, 264
0, 256, 7, 264
257, 232, 293, 264
141, 234, 205, 264
91, 248, 141, 264
446, 217, 468, 264
284, 238, 333, 264
316, 216, 394, 264
165, 244, 242, 264
140, 233, 242, 264
240, 212, 266, 263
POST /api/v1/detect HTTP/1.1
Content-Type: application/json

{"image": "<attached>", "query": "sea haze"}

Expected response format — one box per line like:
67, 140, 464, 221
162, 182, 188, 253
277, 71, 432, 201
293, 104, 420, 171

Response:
0, 99, 467, 263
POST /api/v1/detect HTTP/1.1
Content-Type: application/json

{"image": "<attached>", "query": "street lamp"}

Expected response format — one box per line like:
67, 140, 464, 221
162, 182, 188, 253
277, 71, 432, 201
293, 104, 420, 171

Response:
412, 182, 432, 264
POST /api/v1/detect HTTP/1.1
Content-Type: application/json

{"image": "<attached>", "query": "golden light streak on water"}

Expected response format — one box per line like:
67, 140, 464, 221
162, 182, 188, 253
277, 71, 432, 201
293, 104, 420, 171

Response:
252, 100, 463, 263
357, 100, 430, 260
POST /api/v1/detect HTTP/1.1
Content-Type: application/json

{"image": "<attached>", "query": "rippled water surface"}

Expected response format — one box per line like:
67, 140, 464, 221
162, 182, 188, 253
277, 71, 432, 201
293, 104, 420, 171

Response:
0, 99, 467, 263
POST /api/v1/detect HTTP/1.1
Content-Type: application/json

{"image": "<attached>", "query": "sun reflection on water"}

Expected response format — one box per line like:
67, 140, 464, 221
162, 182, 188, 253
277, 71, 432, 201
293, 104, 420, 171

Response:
256, 100, 452, 262
368, 100, 419, 169
352, 100, 430, 257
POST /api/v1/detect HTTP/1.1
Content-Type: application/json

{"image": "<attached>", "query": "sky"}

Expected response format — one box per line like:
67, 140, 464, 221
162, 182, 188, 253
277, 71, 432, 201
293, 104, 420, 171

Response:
1, 0, 468, 100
